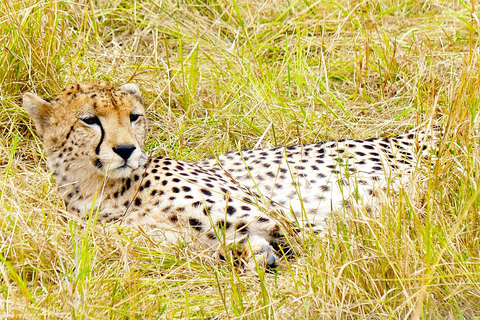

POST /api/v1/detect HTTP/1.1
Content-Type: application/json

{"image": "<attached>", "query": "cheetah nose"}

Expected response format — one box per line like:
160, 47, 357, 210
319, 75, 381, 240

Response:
113, 145, 136, 161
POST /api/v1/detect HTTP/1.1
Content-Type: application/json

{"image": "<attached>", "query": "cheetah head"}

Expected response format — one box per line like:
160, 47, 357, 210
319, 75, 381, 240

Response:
23, 83, 148, 181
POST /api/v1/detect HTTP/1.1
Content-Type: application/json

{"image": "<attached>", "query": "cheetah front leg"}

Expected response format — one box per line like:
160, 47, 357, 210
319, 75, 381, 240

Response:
246, 235, 280, 269
214, 234, 280, 270
210, 216, 290, 270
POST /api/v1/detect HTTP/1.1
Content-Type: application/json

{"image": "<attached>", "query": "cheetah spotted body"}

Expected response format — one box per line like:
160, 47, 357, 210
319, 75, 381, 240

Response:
23, 83, 433, 268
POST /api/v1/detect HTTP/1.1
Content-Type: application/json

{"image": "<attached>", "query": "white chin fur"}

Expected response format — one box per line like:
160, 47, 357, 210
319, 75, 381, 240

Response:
107, 165, 135, 179
101, 151, 147, 179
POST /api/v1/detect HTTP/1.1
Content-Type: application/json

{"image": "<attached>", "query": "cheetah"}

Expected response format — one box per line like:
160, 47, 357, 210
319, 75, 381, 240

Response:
23, 82, 436, 269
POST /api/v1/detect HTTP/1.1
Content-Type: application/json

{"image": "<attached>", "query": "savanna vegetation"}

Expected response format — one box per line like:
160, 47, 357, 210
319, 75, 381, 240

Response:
1, 0, 480, 318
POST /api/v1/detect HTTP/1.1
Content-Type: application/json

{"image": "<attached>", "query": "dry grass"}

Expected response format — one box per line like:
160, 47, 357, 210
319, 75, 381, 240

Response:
1, 0, 480, 318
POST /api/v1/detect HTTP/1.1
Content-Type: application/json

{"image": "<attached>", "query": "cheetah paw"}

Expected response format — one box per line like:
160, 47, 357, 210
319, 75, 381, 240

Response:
248, 243, 280, 270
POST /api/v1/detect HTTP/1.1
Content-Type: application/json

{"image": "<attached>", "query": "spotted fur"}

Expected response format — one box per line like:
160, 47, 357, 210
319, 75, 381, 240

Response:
23, 82, 436, 269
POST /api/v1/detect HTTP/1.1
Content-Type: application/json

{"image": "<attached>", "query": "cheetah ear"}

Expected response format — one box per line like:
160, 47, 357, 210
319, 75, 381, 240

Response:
119, 83, 141, 97
23, 92, 53, 137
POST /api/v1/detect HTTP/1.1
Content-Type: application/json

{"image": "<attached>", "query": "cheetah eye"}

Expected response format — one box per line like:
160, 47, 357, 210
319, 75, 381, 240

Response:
81, 116, 100, 126
130, 114, 141, 122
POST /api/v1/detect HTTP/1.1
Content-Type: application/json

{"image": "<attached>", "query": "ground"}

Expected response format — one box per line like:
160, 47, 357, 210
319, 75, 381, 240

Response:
1, 0, 480, 319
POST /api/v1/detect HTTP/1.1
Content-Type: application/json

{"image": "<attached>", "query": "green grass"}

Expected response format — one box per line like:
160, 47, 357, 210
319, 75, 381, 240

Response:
1, 0, 480, 318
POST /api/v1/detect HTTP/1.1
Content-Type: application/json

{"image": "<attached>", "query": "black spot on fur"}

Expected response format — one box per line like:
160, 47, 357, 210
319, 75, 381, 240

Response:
192, 201, 201, 208
94, 159, 103, 168
269, 225, 283, 239
235, 222, 248, 234
217, 220, 231, 230
201, 189, 212, 196
202, 207, 211, 216
226, 206, 236, 215
379, 143, 389, 149
189, 218, 203, 231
